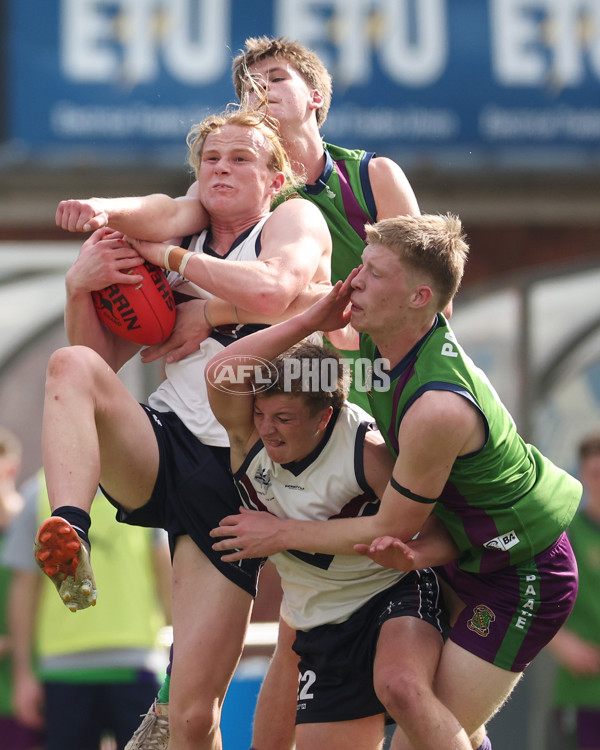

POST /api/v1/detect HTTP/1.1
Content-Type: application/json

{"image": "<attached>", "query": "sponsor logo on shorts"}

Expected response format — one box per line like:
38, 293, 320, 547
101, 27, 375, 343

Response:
483, 530, 520, 551
467, 604, 496, 637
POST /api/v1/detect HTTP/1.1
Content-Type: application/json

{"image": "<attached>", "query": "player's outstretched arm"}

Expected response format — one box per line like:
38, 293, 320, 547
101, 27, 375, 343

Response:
199, 270, 358, 378
56, 194, 208, 241
128, 199, 331, 317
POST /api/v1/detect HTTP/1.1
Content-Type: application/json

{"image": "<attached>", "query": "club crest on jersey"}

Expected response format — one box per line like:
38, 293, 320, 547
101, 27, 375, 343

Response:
483, 530, 520, 552
467, 605, 496, 637
254, 466, 271, 492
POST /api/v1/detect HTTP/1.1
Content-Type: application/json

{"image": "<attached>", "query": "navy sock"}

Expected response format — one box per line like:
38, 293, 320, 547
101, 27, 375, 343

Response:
51, 506, 91, 548
475, 738, 493, 750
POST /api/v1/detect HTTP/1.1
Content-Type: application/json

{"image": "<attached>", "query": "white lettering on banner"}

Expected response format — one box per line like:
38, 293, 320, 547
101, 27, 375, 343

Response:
326, 105, 458, 140
276, 0, 447, 87
61, 0, 118, 81
60, 0, 229, 85
379, 0, 447, 86
480, 104, 600, 140
491, 0, 600, 87
162, 0, 230, 84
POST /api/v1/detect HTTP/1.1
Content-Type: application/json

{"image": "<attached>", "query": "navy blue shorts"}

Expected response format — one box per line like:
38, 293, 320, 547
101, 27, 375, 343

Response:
102, 404, 264, 597
293, 569, 448, 724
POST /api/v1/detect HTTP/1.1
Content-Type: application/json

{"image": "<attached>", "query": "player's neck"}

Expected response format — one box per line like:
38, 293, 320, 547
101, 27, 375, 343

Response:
281, 123, 326, 185
208, 212, 269, 256
373, 317, 438, 369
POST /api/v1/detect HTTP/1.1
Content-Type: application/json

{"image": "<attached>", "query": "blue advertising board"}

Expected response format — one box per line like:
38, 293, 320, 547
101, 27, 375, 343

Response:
7, 0, 600, 167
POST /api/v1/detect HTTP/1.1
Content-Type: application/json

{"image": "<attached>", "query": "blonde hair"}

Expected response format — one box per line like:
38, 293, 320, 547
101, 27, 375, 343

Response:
232, 36, 333, 127
364, 214, 469, 312
186, 109, 300, 200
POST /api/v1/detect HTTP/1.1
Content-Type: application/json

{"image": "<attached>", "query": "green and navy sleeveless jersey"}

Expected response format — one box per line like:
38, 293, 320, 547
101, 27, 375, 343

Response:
275, 142, 376, 284
300, 142, 376, 284
361, 314, 582, 573
553, 510, 600, 708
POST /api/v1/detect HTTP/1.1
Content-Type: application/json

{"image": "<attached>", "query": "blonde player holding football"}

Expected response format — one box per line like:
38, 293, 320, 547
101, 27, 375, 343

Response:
35, 109, 331, 750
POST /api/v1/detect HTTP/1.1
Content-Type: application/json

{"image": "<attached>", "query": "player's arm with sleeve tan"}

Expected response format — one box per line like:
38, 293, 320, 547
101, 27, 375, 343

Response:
56, 194, 209, 240
64, 229, 146, 371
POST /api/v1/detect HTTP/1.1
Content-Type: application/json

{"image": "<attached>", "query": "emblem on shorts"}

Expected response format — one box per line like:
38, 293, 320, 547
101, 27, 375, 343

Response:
467, 604, 496, 637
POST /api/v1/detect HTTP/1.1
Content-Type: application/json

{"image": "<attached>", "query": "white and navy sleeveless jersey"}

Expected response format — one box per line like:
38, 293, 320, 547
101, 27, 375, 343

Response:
235, 402, 404, 630
148, 217, 268, 446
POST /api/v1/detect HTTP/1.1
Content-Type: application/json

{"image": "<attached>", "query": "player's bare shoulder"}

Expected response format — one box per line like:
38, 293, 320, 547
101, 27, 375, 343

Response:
267, 194, 331, 242
368, 156, 420, 218
261, 197, 331, 280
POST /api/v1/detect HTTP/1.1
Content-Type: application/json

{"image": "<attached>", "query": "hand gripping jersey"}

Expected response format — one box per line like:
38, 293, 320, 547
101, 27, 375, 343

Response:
234, 402, 403, 630
148, 218, 268, 446
361, 314, 582, 573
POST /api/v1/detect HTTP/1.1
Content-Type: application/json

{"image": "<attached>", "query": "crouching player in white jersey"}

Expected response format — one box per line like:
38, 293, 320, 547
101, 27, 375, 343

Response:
205, 336, 457, 750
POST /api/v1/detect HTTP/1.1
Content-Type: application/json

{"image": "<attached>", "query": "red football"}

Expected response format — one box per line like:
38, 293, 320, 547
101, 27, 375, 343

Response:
92, 262, 176, 345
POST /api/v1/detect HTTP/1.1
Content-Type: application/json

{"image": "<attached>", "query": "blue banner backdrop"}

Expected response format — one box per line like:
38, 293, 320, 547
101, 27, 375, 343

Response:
8, 0, 600, 166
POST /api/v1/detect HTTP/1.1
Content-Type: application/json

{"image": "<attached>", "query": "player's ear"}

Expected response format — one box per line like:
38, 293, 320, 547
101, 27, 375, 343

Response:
309, 89, 323, 112
317, 405, 334, 432
269, 171, 286, 195
411, 285, 433, 309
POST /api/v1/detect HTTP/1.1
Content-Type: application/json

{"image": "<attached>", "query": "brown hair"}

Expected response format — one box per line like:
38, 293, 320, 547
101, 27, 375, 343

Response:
232, 36, 333, 127
364, 214, 469, 312
254, 341, 348, 415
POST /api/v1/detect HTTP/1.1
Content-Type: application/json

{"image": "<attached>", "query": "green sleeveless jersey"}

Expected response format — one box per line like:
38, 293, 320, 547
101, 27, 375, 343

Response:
552, 510, 600, 708
299, 142, 376, 283
274, 142, 376, 284
361, 314, 582, 573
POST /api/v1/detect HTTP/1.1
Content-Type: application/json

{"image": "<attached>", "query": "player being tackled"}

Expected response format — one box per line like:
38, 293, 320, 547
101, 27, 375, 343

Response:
34, 516, 97, 612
